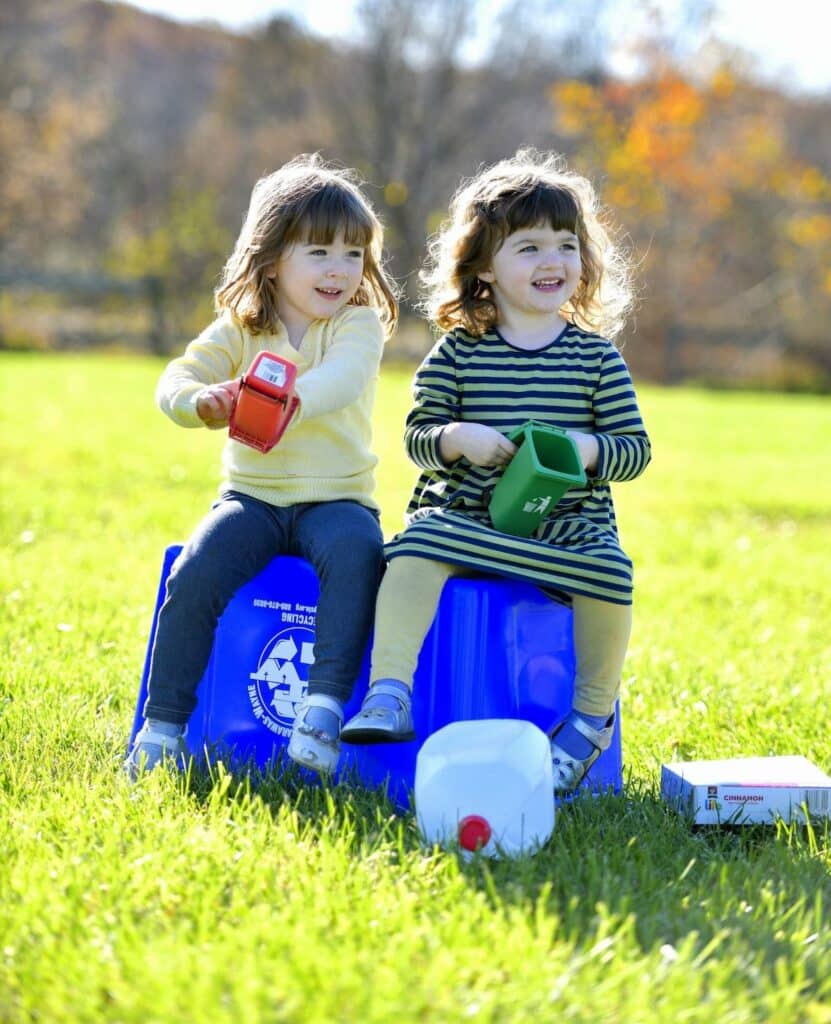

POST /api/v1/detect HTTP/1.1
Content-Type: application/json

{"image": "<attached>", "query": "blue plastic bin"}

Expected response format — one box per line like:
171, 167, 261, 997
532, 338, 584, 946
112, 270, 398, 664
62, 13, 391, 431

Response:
130, 546, 622, 805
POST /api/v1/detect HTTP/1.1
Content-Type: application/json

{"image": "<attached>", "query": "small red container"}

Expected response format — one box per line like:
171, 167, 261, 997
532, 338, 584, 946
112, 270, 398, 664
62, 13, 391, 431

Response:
229, 352, 299, 453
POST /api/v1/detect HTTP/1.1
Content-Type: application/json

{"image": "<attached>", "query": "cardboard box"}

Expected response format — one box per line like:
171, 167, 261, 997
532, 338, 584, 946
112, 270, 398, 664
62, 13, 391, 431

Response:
660, 756, 831, 825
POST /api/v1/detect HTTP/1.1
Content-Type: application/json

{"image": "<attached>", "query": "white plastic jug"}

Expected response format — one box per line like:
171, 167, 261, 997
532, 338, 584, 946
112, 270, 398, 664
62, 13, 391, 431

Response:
415, 719, 554, 857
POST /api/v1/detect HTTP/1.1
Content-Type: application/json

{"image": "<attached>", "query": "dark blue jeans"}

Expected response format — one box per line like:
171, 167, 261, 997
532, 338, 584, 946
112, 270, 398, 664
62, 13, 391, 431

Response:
143, 492, 384, 724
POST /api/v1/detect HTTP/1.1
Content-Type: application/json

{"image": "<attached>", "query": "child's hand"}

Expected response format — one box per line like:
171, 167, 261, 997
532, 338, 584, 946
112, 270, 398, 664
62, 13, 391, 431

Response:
196, 379, 241, 429
440, 422, 518, 467
566, 430, 599, 472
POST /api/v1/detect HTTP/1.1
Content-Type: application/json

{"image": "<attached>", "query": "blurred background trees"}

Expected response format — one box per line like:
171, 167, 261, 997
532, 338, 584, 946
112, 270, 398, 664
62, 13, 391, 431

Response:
1, 0, 829, 387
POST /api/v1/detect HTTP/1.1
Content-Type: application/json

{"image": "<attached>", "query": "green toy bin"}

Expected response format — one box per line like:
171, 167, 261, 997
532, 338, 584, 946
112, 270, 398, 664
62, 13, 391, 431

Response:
488, 421, 587, 536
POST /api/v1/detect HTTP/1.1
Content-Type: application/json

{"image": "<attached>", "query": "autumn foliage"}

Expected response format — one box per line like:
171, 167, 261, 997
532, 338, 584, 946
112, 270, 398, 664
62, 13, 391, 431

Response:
552, 70, 831, 385
1, 0, 830, 387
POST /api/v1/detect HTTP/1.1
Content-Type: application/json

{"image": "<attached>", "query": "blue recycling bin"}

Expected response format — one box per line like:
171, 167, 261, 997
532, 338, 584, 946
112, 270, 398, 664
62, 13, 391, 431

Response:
130, 546, 622, 806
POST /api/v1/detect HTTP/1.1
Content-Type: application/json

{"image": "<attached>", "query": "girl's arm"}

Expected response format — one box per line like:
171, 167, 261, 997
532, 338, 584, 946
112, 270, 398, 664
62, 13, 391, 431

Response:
156, 317, 245, 428
403, 334, 459, 470
291, 306, 385, 422
585, 345, 652, 483
405, 333, 516, 469
404, 334, 469, 470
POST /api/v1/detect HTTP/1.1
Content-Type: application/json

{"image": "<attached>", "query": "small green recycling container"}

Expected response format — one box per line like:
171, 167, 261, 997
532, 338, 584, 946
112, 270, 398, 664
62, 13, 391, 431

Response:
488, 421, 587, 536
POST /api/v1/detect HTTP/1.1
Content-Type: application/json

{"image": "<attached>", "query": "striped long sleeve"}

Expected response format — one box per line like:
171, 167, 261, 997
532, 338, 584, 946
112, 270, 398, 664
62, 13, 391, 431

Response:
591, 345, 652, 483
403, 336, 459, 471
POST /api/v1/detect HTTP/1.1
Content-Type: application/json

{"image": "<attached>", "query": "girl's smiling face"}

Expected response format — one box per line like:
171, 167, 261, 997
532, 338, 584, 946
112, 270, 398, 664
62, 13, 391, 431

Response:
268, 231, 365, 337
479, 224, 582, 329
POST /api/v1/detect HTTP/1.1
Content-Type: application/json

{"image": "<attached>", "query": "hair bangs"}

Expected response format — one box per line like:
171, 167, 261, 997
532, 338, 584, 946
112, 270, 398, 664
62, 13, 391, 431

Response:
287, 184, 376, 249
500, 183, 581, 238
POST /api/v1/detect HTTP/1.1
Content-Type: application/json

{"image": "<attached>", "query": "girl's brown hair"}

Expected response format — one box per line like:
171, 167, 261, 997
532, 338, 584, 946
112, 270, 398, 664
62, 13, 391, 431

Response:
421, 149, 634, 339
216, 154, 398, 336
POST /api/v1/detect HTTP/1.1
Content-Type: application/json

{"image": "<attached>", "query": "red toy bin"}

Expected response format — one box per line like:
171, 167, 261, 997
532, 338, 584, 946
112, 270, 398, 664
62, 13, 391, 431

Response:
229, 352, 298, 453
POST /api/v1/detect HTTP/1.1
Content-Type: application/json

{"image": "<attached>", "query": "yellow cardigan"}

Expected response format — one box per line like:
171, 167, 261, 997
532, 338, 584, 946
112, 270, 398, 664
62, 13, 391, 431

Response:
156, 305, 386, 509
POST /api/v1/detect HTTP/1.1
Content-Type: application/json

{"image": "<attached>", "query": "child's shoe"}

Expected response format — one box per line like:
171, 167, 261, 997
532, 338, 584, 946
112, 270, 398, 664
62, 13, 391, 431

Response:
549, 711, 615, 795
287, 694, 344, 775
124, 720, 186, 780
340, 679, 415, 744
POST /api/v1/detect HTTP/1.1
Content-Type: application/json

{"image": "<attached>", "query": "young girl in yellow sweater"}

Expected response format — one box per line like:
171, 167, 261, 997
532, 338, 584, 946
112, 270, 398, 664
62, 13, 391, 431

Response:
125, 154, 398, 779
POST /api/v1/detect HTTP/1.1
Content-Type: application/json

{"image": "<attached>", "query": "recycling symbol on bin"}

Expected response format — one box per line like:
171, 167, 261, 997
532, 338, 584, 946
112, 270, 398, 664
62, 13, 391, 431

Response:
249, 627, 315, 728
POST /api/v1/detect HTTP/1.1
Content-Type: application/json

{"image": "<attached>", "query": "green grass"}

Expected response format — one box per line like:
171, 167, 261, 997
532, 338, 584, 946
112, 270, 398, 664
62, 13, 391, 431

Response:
1, 352, 830, 1023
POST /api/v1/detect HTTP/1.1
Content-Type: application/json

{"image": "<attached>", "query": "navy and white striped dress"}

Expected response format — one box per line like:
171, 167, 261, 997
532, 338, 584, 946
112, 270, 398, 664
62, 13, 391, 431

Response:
384, 325, 652, 605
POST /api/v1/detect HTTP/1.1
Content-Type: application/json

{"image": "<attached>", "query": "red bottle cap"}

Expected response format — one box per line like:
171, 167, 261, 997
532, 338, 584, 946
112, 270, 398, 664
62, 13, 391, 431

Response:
458, 815, 492, 852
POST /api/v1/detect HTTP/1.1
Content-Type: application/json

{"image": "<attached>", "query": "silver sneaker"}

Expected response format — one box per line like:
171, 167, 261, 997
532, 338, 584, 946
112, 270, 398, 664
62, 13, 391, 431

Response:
124, 721, 186, 780
550, 711, 615, 795
287, 694, 344, 775
340, 682, 415, 744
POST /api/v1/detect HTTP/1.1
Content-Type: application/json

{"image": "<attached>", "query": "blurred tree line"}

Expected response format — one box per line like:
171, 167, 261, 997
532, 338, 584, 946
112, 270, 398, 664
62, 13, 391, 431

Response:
1, 0, 829, 387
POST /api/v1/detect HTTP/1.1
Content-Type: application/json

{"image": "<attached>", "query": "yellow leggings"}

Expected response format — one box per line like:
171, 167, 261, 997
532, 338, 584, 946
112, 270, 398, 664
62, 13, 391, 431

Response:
370, 556, 632, 718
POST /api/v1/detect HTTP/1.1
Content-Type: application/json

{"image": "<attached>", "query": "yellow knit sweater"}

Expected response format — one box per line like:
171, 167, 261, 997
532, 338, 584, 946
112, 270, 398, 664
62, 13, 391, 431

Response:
156, 305, 386, 509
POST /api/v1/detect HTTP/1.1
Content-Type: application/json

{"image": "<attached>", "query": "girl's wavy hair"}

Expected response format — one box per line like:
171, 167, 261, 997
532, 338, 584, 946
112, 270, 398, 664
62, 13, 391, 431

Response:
421, 149, 634, 339
216, 154, 398, 336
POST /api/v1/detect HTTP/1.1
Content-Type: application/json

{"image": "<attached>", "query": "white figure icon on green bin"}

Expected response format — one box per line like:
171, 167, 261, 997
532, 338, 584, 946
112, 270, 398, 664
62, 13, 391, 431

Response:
522, 495, 552, 515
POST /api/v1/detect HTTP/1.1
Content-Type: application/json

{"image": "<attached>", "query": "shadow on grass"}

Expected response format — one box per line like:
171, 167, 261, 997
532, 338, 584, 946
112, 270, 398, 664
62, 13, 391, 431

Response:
170, 747, 418, 845
166, 751, 830, 969
471, 774, 830, 962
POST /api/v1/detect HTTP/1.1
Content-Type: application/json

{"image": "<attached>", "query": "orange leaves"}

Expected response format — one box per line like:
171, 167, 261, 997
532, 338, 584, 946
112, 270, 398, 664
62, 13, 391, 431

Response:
644, 76, 705, 129
551, 80, 612, 139
792, 167, 831, 203
551, 70, 830, 229
708, 67, 737, 101
550, 65, 831, 370
785, 214, 831, 248
554, 74, 703, 184
623, 76, 703, 178
739, 117, 785, 166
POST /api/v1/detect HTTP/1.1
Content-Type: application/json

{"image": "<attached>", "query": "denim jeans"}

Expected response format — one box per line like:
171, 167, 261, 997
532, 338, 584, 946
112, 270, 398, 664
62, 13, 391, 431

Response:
143, 492, 384, 724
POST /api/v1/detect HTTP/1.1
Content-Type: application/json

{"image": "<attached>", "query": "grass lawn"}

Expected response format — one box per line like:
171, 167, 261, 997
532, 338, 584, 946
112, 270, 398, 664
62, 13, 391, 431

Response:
1, 352, 830, 1023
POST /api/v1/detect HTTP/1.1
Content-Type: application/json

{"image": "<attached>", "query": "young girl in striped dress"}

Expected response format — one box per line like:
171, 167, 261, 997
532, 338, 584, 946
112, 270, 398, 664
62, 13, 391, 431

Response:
341, 149, 651, 794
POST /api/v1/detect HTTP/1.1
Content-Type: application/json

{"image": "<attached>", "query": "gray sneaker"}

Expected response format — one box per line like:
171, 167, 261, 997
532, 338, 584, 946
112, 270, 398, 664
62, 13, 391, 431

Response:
124, 720, 186, 780
340, 681, 415, 744
287, 694, 344, 775
549, 712, 614, 795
